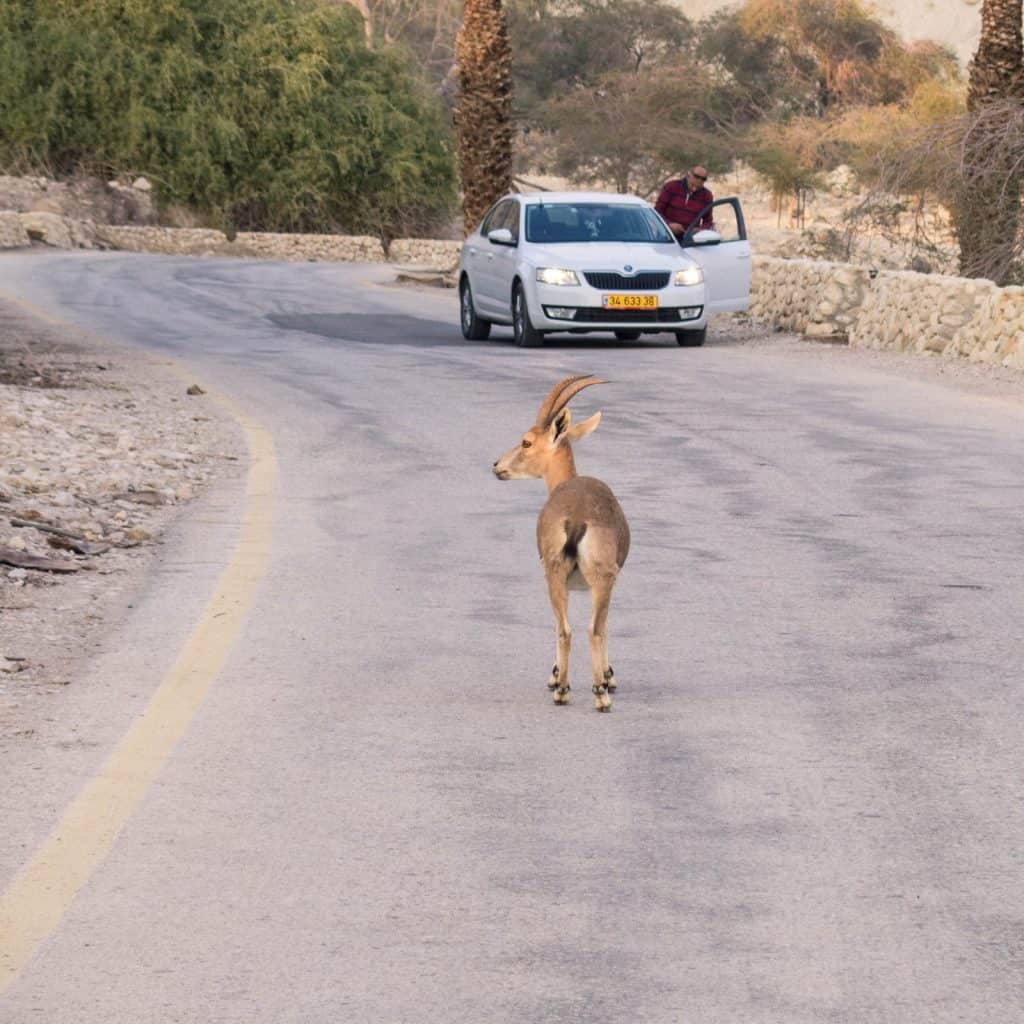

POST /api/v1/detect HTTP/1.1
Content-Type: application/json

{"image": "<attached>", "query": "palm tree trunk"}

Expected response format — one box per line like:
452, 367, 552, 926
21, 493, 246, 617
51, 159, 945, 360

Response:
958, 0, 1023, 281
968, 0, 1024, 108
454, 0, 514, 233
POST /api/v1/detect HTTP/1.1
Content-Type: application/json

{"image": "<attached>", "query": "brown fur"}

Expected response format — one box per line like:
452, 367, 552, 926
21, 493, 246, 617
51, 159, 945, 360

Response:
493, 376, 631, 711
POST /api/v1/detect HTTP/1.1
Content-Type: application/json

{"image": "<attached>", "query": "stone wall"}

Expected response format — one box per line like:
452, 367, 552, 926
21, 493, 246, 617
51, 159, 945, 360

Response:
1, 215, 414, 265
0, 207, 456, 267
388, 238, 462, 268
94, 225, 387, 261
0, 211, 29, 249
95, 225, 228, 256
751, 255, 1024, 371
848, 271, 993, 355
234, 230, 385, 262
750, 257, 870, 340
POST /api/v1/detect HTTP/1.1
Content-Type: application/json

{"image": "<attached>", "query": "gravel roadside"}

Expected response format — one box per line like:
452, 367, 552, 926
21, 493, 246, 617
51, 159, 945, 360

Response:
0, 299, 243, 742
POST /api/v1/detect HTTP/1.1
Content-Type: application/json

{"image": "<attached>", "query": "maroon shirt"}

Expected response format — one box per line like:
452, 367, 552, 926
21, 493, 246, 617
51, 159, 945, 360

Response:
655, 179, 714, 237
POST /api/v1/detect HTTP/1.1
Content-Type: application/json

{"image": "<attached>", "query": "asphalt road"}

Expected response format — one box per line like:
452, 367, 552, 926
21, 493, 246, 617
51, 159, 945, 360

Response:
2, 252, 1023, 1022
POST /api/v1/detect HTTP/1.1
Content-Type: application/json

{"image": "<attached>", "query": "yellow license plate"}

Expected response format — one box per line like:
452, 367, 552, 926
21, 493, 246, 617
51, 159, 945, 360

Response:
602, 294, 658, 309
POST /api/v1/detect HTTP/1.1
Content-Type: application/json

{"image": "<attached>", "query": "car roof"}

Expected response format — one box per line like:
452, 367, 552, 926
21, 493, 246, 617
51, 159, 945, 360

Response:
516, 191, 650, 206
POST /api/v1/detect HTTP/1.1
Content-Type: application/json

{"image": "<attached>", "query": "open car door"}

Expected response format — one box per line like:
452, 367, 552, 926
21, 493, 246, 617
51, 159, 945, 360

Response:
681, 197, 751, 313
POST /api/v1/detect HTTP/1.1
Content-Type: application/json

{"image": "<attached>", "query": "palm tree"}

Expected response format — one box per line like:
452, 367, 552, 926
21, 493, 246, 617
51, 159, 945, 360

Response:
968, 0, 1023, 107
958, 0, 1023, 281
454, 0, 514, 233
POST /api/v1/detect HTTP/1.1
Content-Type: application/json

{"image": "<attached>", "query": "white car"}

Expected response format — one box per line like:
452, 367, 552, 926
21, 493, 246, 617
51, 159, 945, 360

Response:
457, 190, 751, 347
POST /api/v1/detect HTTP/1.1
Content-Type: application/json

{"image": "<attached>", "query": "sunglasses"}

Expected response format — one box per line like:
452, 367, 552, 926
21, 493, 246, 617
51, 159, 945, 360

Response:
690, 172, 707, 181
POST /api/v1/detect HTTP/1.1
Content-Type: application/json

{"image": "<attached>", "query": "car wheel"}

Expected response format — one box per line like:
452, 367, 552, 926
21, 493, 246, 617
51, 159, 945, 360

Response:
512, 283, 544, 347
460, 277, 491, 340
614, 330, 641, 341
675, 327, 706, 347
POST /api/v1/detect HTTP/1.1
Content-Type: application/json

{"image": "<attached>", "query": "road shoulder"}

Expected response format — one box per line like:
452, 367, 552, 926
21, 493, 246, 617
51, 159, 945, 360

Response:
0, 299, 250, 881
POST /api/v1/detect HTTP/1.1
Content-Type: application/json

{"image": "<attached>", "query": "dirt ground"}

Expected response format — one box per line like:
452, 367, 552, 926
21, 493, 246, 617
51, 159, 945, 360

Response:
0, 300, 243, 743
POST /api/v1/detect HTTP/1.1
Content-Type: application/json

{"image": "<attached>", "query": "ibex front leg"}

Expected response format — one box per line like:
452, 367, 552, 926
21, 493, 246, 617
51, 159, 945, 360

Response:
545, 566, 572, 705
588, 574, 616, 712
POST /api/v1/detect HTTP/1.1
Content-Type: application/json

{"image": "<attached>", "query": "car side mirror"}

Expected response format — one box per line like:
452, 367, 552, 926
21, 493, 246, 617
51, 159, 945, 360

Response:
487, 228, 516, 246
690, 229, 722, 246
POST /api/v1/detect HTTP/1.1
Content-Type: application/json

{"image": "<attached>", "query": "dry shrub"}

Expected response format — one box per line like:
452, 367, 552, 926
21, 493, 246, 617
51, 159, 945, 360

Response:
845, 97, 1024, 282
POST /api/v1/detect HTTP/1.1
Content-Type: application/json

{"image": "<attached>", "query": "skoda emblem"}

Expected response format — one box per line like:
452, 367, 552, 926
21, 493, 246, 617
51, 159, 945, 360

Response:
623, 264, 633, 273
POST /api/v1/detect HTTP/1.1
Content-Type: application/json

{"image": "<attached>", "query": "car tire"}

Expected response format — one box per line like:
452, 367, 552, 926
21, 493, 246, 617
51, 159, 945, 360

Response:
614, 330, 641, 341
460, 277, 491, 340
512, 282, 545, 347
675, 327, 707, 347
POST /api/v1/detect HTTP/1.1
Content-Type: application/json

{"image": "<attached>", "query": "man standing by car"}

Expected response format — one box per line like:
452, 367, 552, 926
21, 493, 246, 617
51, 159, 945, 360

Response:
655, 166, 714, 243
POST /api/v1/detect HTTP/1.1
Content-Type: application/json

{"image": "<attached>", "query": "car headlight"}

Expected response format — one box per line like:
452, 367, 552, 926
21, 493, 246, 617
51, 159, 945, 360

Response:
535, 267, 580, 286
673, 265, 704, 287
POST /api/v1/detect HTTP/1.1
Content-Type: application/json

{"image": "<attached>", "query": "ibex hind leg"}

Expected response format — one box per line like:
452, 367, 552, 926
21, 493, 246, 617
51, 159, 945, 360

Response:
545, 567, 572, 705
587, 574, 616, 712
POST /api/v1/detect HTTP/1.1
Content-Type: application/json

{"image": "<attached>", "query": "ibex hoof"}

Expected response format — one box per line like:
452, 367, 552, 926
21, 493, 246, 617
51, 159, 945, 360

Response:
553, 686, 571, 705
593, 684, 612, 712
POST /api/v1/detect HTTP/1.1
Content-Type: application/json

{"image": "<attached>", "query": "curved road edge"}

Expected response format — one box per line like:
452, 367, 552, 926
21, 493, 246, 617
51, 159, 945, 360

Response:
0, 292, 278, 994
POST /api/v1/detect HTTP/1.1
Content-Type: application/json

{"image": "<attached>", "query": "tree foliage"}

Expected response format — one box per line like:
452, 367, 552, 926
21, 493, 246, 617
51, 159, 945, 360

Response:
0, 0, 456, 237
508, 0, 691, 111
510, 0, 959, 206
539, 64, 743, 194
365, 0, 462, 97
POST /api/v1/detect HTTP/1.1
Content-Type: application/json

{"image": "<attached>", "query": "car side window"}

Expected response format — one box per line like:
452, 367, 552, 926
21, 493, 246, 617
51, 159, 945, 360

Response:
504, 201, 520, 241
491, 200, 516, 235
480, 201, 507, 237
711, 202, 740, 242
682, 197, 747, 246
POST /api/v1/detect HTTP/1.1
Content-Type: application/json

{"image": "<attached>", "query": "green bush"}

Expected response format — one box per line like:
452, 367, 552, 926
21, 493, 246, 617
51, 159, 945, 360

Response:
0, 0, 456, 237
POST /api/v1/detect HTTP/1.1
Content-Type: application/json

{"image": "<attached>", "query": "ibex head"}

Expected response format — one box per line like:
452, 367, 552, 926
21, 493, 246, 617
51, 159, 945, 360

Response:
492, 374, 606, 481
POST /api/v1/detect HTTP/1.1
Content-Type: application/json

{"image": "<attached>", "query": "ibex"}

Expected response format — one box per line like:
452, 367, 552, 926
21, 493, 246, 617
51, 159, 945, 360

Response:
492, 375, 630, 711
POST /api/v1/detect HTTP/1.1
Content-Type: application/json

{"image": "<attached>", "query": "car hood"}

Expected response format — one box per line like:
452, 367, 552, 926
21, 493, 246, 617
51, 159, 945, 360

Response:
524, 241, 695, 270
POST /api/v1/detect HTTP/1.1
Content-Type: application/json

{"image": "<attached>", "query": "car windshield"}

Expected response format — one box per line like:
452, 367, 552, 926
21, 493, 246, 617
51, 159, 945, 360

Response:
525, 203, 675, 244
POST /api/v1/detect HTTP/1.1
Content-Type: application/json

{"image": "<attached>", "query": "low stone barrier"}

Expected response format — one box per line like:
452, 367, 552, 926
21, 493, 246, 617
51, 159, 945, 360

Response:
751, 255, 1024, 371
951, 285, 1024, 369
848, 271, 993, 356
90, 225, 387, 261
2, 211, 418, 265
750, 256, 869, 339
234, 231, 385, 262
0, 211, 29, 248
95, 225, 228, 255
388, 238, 462, 268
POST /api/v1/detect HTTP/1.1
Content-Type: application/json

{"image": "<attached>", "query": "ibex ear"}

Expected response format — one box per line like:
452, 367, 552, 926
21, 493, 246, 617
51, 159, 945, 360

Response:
550, 407, 572, 442
567, 411, 601, 442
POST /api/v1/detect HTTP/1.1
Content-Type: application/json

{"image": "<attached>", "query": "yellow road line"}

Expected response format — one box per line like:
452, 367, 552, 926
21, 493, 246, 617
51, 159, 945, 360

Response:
0, 291, 277, 994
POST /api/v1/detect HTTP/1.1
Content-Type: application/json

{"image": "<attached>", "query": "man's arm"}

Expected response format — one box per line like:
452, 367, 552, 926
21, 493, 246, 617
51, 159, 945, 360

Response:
654, 182, 672, 219
655, 181, 684, 235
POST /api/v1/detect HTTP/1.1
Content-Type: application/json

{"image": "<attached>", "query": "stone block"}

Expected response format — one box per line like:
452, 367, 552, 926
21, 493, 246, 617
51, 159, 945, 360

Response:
0, 210, 30, 248
804, 321, 846, 342
19, 211, 72, 248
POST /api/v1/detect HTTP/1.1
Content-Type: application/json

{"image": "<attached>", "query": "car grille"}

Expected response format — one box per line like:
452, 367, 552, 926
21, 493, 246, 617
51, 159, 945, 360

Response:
572, 307, 690, 324
583, 271, 670, 290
